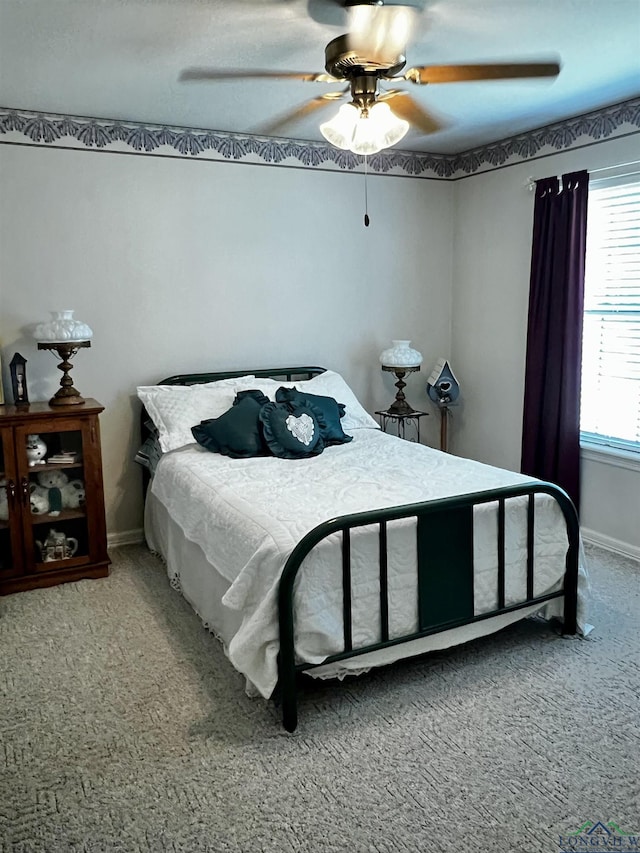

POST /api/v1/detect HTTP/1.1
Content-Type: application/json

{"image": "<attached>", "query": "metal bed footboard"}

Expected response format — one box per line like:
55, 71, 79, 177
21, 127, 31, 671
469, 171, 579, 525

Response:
277, 482, 579, 732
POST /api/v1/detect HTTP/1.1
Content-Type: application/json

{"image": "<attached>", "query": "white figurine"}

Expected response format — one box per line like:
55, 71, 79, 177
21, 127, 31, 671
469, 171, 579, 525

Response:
26, 434, 47, 467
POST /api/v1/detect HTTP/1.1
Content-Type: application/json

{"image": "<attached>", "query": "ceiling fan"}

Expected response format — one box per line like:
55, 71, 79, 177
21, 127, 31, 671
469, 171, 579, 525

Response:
179, 0, 560, 155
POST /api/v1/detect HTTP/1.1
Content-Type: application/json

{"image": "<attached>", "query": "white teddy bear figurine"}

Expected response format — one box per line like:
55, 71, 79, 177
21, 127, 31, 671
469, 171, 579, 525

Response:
61, 479, 86, 509
36, 469, 70, 491
35, 469, 70, 516
29, 483, 51, 515
30, 470, 86, 515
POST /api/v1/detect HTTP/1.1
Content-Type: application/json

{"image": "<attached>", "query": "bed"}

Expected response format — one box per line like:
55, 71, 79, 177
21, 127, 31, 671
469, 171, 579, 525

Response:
138, 366, 586, 732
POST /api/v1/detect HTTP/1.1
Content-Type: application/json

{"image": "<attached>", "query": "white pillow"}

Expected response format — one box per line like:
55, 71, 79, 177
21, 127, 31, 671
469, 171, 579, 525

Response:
137, 376, 253, 453
295, 370, 380, 431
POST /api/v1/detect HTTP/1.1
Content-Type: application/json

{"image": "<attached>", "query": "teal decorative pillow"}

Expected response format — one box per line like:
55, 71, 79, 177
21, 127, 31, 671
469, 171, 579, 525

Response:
275, 387, 352, 446
233, 389, 271, 407
191, 391, 269, 458
259, 402, 325, 459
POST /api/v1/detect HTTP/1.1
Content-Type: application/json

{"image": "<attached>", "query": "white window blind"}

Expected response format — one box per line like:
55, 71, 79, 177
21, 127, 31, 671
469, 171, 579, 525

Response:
580, 174, 640, 453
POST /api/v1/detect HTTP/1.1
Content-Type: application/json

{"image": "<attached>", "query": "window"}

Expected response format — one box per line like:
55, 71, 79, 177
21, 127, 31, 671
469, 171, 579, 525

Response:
580, 175, 640, 454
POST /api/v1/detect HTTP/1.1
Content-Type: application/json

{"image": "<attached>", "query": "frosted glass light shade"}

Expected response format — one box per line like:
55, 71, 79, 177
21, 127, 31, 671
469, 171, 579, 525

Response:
320, 103, 358, 150
379, 340, 423, 368
320, 102, 409, 155
34, 310, 93, 343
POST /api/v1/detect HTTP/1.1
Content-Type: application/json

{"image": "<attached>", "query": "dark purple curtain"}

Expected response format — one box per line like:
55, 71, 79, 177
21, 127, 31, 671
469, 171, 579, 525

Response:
520, 170, 589, 511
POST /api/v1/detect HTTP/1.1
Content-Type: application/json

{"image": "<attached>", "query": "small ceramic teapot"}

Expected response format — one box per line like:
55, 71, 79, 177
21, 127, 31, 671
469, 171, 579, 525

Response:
36, 529, 79, 562
26, 434, 47, 467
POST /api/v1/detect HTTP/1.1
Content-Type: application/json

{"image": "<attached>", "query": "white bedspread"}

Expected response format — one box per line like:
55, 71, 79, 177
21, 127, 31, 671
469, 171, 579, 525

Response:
150, 430, 579, 698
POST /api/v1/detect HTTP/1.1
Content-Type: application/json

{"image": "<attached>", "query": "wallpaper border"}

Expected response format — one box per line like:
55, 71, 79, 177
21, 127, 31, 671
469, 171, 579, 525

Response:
448, 97, 640, 178
1, 96, 639, 179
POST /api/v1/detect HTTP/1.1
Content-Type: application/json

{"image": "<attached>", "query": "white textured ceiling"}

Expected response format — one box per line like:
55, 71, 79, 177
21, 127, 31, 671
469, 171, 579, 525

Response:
1, 0, 639, 154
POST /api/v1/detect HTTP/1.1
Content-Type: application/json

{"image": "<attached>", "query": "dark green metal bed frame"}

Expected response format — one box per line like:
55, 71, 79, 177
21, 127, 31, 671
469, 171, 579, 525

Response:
141, 366, 580, 733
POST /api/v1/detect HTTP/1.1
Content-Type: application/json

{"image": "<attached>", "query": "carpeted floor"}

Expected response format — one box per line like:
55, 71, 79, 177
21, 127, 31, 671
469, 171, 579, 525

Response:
1, 543, 638, 852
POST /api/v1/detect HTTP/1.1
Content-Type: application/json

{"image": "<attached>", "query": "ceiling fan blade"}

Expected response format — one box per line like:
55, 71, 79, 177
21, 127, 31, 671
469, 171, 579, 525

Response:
379, 90, 444, 135
256, 92, 347, 136
402, 61, 561, 85
179, 68, 339, 83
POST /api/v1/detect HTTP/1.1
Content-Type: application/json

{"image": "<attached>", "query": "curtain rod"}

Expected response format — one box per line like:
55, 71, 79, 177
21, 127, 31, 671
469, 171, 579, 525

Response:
526, 161, 640, 191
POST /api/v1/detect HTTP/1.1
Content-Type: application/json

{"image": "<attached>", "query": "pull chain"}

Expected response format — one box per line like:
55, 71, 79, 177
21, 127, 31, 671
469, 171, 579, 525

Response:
363, 155, 370, 227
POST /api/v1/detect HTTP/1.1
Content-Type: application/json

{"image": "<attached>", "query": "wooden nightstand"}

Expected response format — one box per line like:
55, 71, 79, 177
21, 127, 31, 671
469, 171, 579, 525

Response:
0, 399, 110, 595
375, 409, 429, 442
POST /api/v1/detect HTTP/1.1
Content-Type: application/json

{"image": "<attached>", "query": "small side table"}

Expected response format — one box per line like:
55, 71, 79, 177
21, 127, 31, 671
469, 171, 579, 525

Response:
375, 409, 429, 442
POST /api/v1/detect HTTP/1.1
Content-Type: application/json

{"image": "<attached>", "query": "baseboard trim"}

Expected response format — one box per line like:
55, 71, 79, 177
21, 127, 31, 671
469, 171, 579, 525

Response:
581, 528, 640, 562
107, 528, 145, 548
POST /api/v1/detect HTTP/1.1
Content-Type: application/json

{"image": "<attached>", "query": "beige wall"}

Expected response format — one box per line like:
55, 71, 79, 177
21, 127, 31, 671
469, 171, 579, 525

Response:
0, 143, 453, 536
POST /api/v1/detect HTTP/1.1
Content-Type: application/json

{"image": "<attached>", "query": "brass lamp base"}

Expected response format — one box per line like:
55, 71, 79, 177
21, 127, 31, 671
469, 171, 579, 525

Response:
50, 389, 86, 407
387, 397, 417, 416
382, 364, 420, 415
37, 340, 91, 406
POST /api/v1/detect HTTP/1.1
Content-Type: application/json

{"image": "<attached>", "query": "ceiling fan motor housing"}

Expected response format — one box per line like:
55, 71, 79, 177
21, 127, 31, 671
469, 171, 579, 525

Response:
324, 34, 406, 80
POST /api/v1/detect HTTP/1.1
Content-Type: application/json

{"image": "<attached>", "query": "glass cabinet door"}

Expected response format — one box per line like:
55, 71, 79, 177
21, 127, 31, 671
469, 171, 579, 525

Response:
0, 426, 22, 577
15, 420, 92, 572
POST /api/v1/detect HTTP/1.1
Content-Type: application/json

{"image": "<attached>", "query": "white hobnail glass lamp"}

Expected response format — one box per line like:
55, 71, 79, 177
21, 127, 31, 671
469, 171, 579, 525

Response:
34, 310, 93, 343
379, 340, 423, 369
33, 311, 93, 406
379, 340, 423, 415
320, 102, 409, 155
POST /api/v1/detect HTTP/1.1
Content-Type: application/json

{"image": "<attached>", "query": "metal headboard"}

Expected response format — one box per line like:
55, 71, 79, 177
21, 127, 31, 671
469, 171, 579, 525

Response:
158, 366, 326, 387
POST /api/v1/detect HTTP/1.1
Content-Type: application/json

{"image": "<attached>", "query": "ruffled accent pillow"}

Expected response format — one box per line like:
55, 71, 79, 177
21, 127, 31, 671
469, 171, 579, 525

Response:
275, 387, 352, 446
259, 401, 325, 459
191, 390, 270, 458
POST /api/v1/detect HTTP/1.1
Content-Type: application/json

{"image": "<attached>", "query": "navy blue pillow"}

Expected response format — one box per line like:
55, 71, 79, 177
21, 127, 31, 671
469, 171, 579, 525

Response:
191, 391, 270, 458
275, 387, 352, 446
259, 401, 325, 459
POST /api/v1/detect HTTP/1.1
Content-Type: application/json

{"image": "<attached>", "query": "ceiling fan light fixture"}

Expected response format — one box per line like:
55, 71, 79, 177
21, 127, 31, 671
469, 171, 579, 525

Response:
320, 101, 409, 155
363, 101, 410, 152
320, 102, 359, 150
